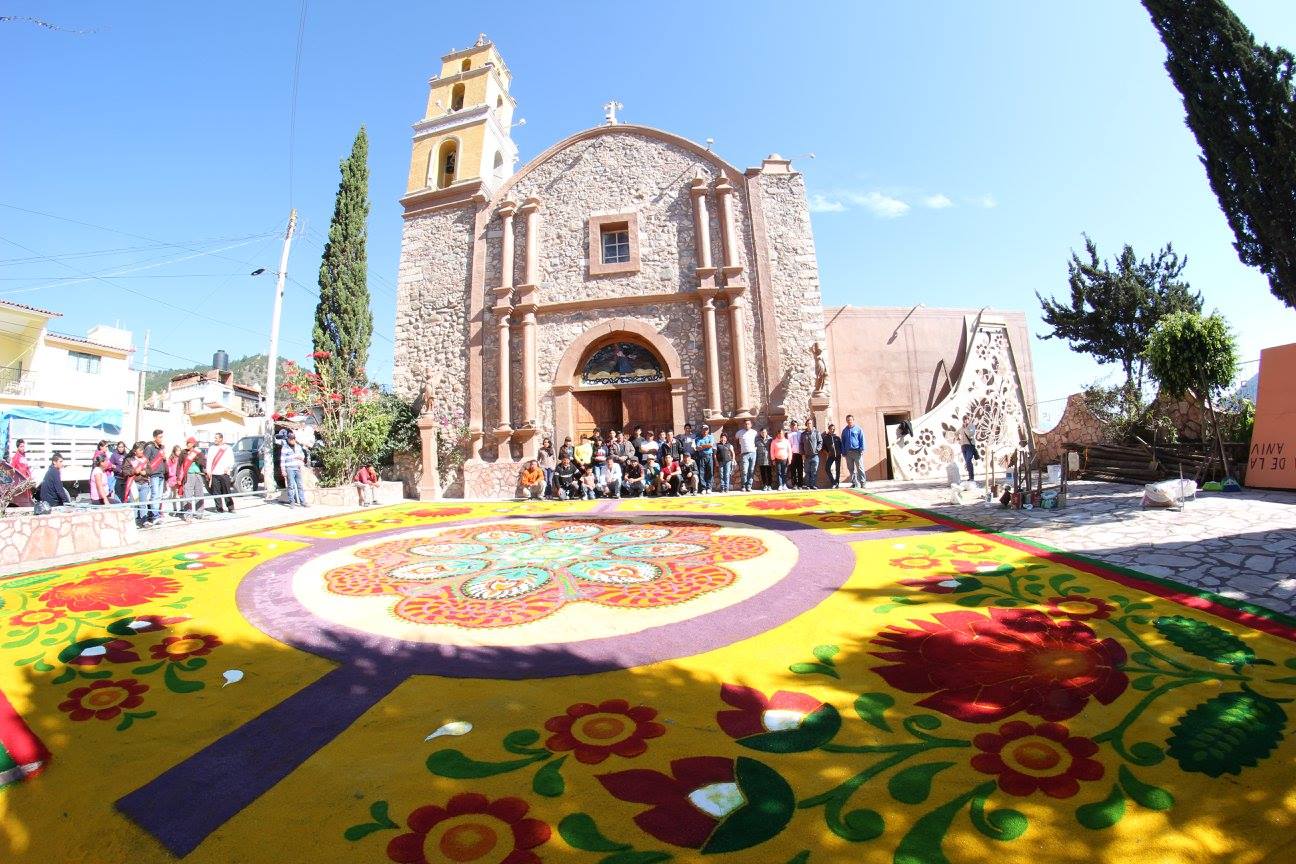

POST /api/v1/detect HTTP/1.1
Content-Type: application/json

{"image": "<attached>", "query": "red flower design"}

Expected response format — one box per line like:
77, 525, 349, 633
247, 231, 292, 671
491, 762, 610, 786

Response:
543, 699, 665, 764
890, 555, 941, 570
898, 576, 967, 594
1045, 596, 1117, 621
717, 685, 823, 739
870, 608, 1128, 723
63, 638, 140, 667
408, 507, 473, 519
39, 572, 182, 613
597, 756, 795, 852
950, 541, 996, 555
149, 634, 222, 662
8, 609, 64, 628
58, 678, 148, 722
971, 721, 1104, 798
748, 497, 821, 511
386, 793, 549, 864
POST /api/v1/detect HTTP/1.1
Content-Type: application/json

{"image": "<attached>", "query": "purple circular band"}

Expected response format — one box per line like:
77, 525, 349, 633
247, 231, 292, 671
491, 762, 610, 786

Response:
237, 512, 856, 679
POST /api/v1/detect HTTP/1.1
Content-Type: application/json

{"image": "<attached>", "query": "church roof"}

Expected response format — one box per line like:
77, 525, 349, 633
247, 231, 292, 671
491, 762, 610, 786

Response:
492, 124, 743, 204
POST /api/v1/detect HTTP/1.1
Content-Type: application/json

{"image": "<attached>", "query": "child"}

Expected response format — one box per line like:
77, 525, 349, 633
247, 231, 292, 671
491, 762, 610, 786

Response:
579, 464, 597, 500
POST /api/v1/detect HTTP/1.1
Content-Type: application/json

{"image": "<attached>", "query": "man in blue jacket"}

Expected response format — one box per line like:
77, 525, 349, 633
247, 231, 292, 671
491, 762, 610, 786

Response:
37, 452, 72, 510
841, 414, 867, 489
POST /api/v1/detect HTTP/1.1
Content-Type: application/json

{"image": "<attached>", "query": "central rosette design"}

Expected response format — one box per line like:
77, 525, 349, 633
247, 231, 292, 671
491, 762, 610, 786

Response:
321, 518, 766, 629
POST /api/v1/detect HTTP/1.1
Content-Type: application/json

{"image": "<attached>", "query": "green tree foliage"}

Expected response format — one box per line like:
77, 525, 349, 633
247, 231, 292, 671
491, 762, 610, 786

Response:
1145, 311, 1239, 401
1143, 0, 1296, 309
1037, 236, 1201, 397
1146, 311, 1240, 471
313, 127, 372, 384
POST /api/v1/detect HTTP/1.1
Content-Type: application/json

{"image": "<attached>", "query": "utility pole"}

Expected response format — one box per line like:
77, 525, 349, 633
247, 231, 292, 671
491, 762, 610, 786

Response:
260, 209, 297, 494
134, 329, 150, 443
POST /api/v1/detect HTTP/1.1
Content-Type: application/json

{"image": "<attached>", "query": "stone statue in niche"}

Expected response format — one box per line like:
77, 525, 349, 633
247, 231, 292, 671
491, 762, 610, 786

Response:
811, 342, 828, 396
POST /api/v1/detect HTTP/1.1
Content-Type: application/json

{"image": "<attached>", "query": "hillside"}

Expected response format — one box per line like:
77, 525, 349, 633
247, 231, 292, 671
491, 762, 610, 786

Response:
144, 353, 293, 407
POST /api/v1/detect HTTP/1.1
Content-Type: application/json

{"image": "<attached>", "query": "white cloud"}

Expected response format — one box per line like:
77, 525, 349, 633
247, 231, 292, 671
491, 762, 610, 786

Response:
808, 194, 846, 214
977, 193, 997, 209
846, 191, 910, 219
922, 193, 953, 209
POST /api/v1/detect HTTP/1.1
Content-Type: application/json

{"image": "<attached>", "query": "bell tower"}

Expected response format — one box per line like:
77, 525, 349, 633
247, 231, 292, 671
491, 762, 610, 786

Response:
405, 34, 518, 197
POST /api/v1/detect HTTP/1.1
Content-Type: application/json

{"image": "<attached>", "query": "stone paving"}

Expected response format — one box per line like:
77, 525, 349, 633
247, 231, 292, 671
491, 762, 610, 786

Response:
871, 478, 1296, 617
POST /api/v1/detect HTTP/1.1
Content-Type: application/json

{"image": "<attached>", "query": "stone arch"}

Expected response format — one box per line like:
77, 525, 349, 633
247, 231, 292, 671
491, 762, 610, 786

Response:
551, 318, 688, 444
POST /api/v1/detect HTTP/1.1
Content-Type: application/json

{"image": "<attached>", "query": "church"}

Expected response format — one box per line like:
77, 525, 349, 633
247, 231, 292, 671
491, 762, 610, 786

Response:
393, 38, 1039, 497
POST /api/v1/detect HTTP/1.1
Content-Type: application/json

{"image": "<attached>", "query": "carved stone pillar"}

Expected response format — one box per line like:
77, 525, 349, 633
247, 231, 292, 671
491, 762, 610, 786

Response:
698, 288, 723, 419
725, 283, 753, 416
498, 200, 516, 288
416, 415, 442, 500
514, 287, 538, 459
493, 293, 513, 461
520, 196, 541, 287
714, 177, 742, 277
689, 177, 714, 273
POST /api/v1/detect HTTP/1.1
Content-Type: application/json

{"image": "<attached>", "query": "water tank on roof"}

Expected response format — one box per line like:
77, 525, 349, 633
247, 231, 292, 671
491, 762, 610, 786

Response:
213, 350, 229, 371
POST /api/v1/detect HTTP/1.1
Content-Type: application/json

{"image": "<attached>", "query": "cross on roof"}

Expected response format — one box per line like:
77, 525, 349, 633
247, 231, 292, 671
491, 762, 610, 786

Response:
603, 100, 623, 126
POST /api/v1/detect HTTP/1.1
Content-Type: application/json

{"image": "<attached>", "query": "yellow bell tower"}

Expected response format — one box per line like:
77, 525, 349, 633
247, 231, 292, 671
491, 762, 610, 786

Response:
405, 34, 518, 197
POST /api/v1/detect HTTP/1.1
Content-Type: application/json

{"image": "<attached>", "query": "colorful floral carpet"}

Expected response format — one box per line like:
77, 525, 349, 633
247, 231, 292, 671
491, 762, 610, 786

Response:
2, 490, 1295, 864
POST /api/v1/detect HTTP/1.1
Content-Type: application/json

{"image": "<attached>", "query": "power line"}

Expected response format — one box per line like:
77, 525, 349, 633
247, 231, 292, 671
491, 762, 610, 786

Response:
287, 1, 308, 207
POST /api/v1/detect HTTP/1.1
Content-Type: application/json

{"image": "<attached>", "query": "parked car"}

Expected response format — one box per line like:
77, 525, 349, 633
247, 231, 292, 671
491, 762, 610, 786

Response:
232, 435, 269, 493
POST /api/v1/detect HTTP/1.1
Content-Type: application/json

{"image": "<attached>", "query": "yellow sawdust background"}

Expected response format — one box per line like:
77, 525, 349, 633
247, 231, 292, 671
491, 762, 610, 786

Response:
1, 494, 1294, 864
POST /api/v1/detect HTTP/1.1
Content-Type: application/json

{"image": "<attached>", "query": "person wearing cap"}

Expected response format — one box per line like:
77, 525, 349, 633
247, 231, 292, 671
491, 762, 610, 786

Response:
623, 457, 645, 497
179, 437, 208, 520
280, 431, 309, 507
694, 424, 715, 494
642, 453, 661, 495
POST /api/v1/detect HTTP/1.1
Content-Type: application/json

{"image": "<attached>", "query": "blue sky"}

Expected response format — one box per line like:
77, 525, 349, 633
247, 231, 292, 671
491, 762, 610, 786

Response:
2, 1, 1292, 425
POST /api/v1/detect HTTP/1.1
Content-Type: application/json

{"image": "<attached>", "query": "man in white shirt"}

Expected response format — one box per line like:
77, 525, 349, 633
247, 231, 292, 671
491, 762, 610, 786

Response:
206, 432, 236, 513
602, 459, 623, 498
787, 420, 804, 489
736, 419, 758, 492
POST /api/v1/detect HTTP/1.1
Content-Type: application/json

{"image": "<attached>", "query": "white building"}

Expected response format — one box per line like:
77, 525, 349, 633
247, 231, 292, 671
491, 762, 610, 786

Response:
146, 363, 262, 444
0, 300, 136, 482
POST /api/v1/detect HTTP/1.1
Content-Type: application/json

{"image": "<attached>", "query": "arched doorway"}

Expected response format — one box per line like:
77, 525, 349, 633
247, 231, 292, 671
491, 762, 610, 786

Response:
572, 338, 672, 438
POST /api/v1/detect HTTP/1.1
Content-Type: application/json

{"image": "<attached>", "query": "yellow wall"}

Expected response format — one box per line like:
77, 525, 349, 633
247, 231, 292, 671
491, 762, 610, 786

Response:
0, 330, 34, 369
407, 124, 487, 192
437, 44, 508, 82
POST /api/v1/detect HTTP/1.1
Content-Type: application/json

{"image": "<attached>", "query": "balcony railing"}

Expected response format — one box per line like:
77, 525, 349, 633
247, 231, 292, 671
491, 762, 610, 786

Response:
0, 365, 36, 397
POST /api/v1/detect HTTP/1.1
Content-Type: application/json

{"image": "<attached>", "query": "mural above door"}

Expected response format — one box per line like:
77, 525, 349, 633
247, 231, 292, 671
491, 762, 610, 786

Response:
580, 342, 665, 387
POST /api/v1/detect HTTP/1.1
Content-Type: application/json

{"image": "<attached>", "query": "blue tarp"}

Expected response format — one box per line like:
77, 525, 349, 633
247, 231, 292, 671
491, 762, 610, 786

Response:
0, 406, 122, 453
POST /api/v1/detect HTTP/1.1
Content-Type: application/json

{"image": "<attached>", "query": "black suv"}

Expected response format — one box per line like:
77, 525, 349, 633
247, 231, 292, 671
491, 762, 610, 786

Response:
232, 435, 269, 492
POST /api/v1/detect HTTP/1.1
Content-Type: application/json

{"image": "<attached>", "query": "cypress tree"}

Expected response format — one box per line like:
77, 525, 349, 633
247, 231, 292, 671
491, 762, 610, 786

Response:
314, 126, 372, 382
1142, 0, 1296, 309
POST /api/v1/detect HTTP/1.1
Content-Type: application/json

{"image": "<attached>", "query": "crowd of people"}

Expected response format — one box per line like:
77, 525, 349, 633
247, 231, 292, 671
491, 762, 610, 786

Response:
519, 415, 869, 500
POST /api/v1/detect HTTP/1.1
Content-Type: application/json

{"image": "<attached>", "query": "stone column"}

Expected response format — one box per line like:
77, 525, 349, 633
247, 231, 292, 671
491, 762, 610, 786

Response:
689, 177, 714, 272
725, 283, 753, 416
493, 291, 513, 461
520, 196, 541, 287
497, 200, 517, 288
714, 177, 742, 276
514, 286, 538, 459
698, 288, 723, 419
416, 415, 442, 500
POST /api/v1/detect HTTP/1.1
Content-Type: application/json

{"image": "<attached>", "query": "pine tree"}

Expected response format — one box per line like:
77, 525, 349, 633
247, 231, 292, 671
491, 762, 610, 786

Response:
1037, 235, 1201, 395
1142, 0, 1296, 309
313, 127, 372, 382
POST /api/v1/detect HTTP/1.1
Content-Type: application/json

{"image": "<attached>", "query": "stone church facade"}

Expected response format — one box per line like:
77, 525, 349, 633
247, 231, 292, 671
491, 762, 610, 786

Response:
394, 38, 1038, 496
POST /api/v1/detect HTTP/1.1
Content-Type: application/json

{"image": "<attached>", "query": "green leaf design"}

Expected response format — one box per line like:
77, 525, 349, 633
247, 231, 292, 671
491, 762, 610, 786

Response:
342, 822, 389, 842
1154, 615, 1256, 666
57, 638, 112, 665
600, 852, 672, 864
1166, 690, 1287, 777
502, 728, 543, 753
131, 661, 165, 675
163, 662, 204, 694
812, 644, 839, 664
33, 659, 54, 672
427, 749, 545, 779
702, 757, 796, 854
2, 628, 39, 650
1076, 784, 1126, 830
1118, 765, 1173, 811
788, 662, 840, 679
854, 693, 894, 732
1131, 675, 1158, 691
1048, 573, 1077, 594
532, 755, 566, 797
50, 666, 77, 685
820, 794, 884, 843
557, 813, 630, 853
894, 781, 995, 864
369, 799, 397, 828
887, 761, 956, 805
737, 704, 841, 754
953, 594, 993, 607
783, 853, 811, 864
1128, 742, 1166, 766
969, 790, 1028, 841
115, 710, 156, 732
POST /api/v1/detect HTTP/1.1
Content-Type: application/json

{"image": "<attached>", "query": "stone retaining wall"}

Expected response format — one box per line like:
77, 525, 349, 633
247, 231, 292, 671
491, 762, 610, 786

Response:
463, 461, 524, 499
1033, 393, 1107, 465
305, 481, 405, 507
0, 507, 136, 566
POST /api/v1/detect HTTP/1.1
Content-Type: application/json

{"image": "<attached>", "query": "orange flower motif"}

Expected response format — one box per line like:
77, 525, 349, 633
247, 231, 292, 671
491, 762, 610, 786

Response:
544, 699, 666, 764
39, 571, 182, 613
890, 555, 941, 570
149, 634, 222, 662
387, 793, 549, 864
58, 678, 149, 722
9, 609, 65, 628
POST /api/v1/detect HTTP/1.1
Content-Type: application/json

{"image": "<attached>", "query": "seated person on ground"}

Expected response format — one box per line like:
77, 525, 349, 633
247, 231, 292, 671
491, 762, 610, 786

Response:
552, 456, 581, 500
519, 459, 546, 500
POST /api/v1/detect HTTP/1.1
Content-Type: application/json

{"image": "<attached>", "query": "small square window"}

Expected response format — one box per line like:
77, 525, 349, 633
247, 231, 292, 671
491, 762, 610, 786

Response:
601, 228, 631, 264
69, 350, 101, 374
